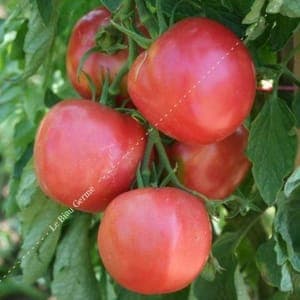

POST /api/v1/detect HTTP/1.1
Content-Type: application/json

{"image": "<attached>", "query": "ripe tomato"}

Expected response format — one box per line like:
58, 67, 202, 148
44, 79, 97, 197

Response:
34, 100, 146, 212
169, 126, 250, 199
66, 8, 128, 99
128, 18, 256, 144
98, 187, 212, 294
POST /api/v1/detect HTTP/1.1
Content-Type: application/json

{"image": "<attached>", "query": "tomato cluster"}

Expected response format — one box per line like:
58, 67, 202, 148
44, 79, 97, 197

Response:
34, 7, 255, 295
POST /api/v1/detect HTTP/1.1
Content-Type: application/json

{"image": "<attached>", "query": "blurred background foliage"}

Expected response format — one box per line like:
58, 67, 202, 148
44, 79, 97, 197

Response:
0, 0, 300, 299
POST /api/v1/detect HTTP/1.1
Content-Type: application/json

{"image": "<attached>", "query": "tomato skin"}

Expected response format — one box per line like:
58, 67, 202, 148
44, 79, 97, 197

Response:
169, 126, 250, 199
98, 187, 212, 294
34, 100, 146, 212
66, 8, 128, 99
128, 18, 256, 144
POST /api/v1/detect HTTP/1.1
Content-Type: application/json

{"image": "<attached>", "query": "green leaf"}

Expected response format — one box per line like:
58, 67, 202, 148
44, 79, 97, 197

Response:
20, 190, 64, 284
243, 0, 266, 24
247, 97, 297, 205
51, 214, 100, 300
3, 178, 20, 217
284, 167, 300, 198
14, 119, 35, 155
101, 0, 123, 12
116, 286, 189, 300
234, 266, 251, 300
36, 0, 53, 25
16, 159, 38, 208
267, 0, 300, 18
270, 291, 291, 300
10, 20, 27, 60
268, 15, 300, 51
275, 195, 300, 273
274, 233, 289, 266
280, 263, 293, 292
293, 91, 300, 128
245, 16, 266, 40
0, 276, 47, 299
189, 233, 240, 300
22, 0, 59, 79
256, 239, 282, 288
44, 88, 60, 108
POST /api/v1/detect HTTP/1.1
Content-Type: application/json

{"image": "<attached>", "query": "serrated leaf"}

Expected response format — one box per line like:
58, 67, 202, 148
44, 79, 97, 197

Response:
256, 239, 282, 288
247, 97, 297, 205
3, 178, 20, 217
51, 214, 100, 300
14, 118, 35, 153
267, 0, 300, 18
243, 0, 266, 24
20, 190, 64, 284
22, 0, 59, 79
275, 195, 300, 273
16, 159, 38, 208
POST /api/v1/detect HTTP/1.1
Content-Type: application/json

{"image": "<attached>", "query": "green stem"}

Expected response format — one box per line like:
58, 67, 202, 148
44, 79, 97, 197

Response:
110, 20, 152, 49
114, 0, 134, 20
156, 0, 168, 35
150, 128, 209, 201
135, 0, 159, 39
282, 67, 300, 87
141, 138, 154, 170
109, 37, 137, 96
99, 74, 111, 105
141, 136, 154, 186
281, 42, 300, 67
136, 163, 145, 188
233, 212, 263, 251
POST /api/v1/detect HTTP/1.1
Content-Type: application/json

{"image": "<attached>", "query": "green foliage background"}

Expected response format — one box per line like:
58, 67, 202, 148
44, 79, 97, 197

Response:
0, 0, 300, 299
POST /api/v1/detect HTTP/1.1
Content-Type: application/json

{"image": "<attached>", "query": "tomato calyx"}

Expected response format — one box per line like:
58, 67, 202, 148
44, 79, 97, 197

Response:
95, 23, 128, 54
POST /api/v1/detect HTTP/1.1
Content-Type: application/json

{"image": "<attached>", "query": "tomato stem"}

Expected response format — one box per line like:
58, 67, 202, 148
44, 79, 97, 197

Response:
114, 0, 134, 20
140, 135, 154, 186
110, 20, 152, 49
135, 0, 159, 39
150, 127, 210, 201
109, 37, 137, 96
155, 0, 168, 35
136, 163, 145, 188
99, 74, 113, 106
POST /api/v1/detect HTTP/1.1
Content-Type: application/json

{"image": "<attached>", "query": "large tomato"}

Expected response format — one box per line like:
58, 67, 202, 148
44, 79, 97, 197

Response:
66, 7, 128, 99
98, 187, 212, 294
34, 100, 146, 212
169, 126, 250, 199
128, 18, 256, 144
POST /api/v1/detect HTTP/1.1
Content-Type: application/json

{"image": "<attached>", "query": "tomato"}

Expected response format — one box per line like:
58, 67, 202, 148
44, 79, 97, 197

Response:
66, 8, 128, 99
34, 100, 146, 212
98, 187, 212, 294
169, 126, 250, 199
128, 18, 256, 144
